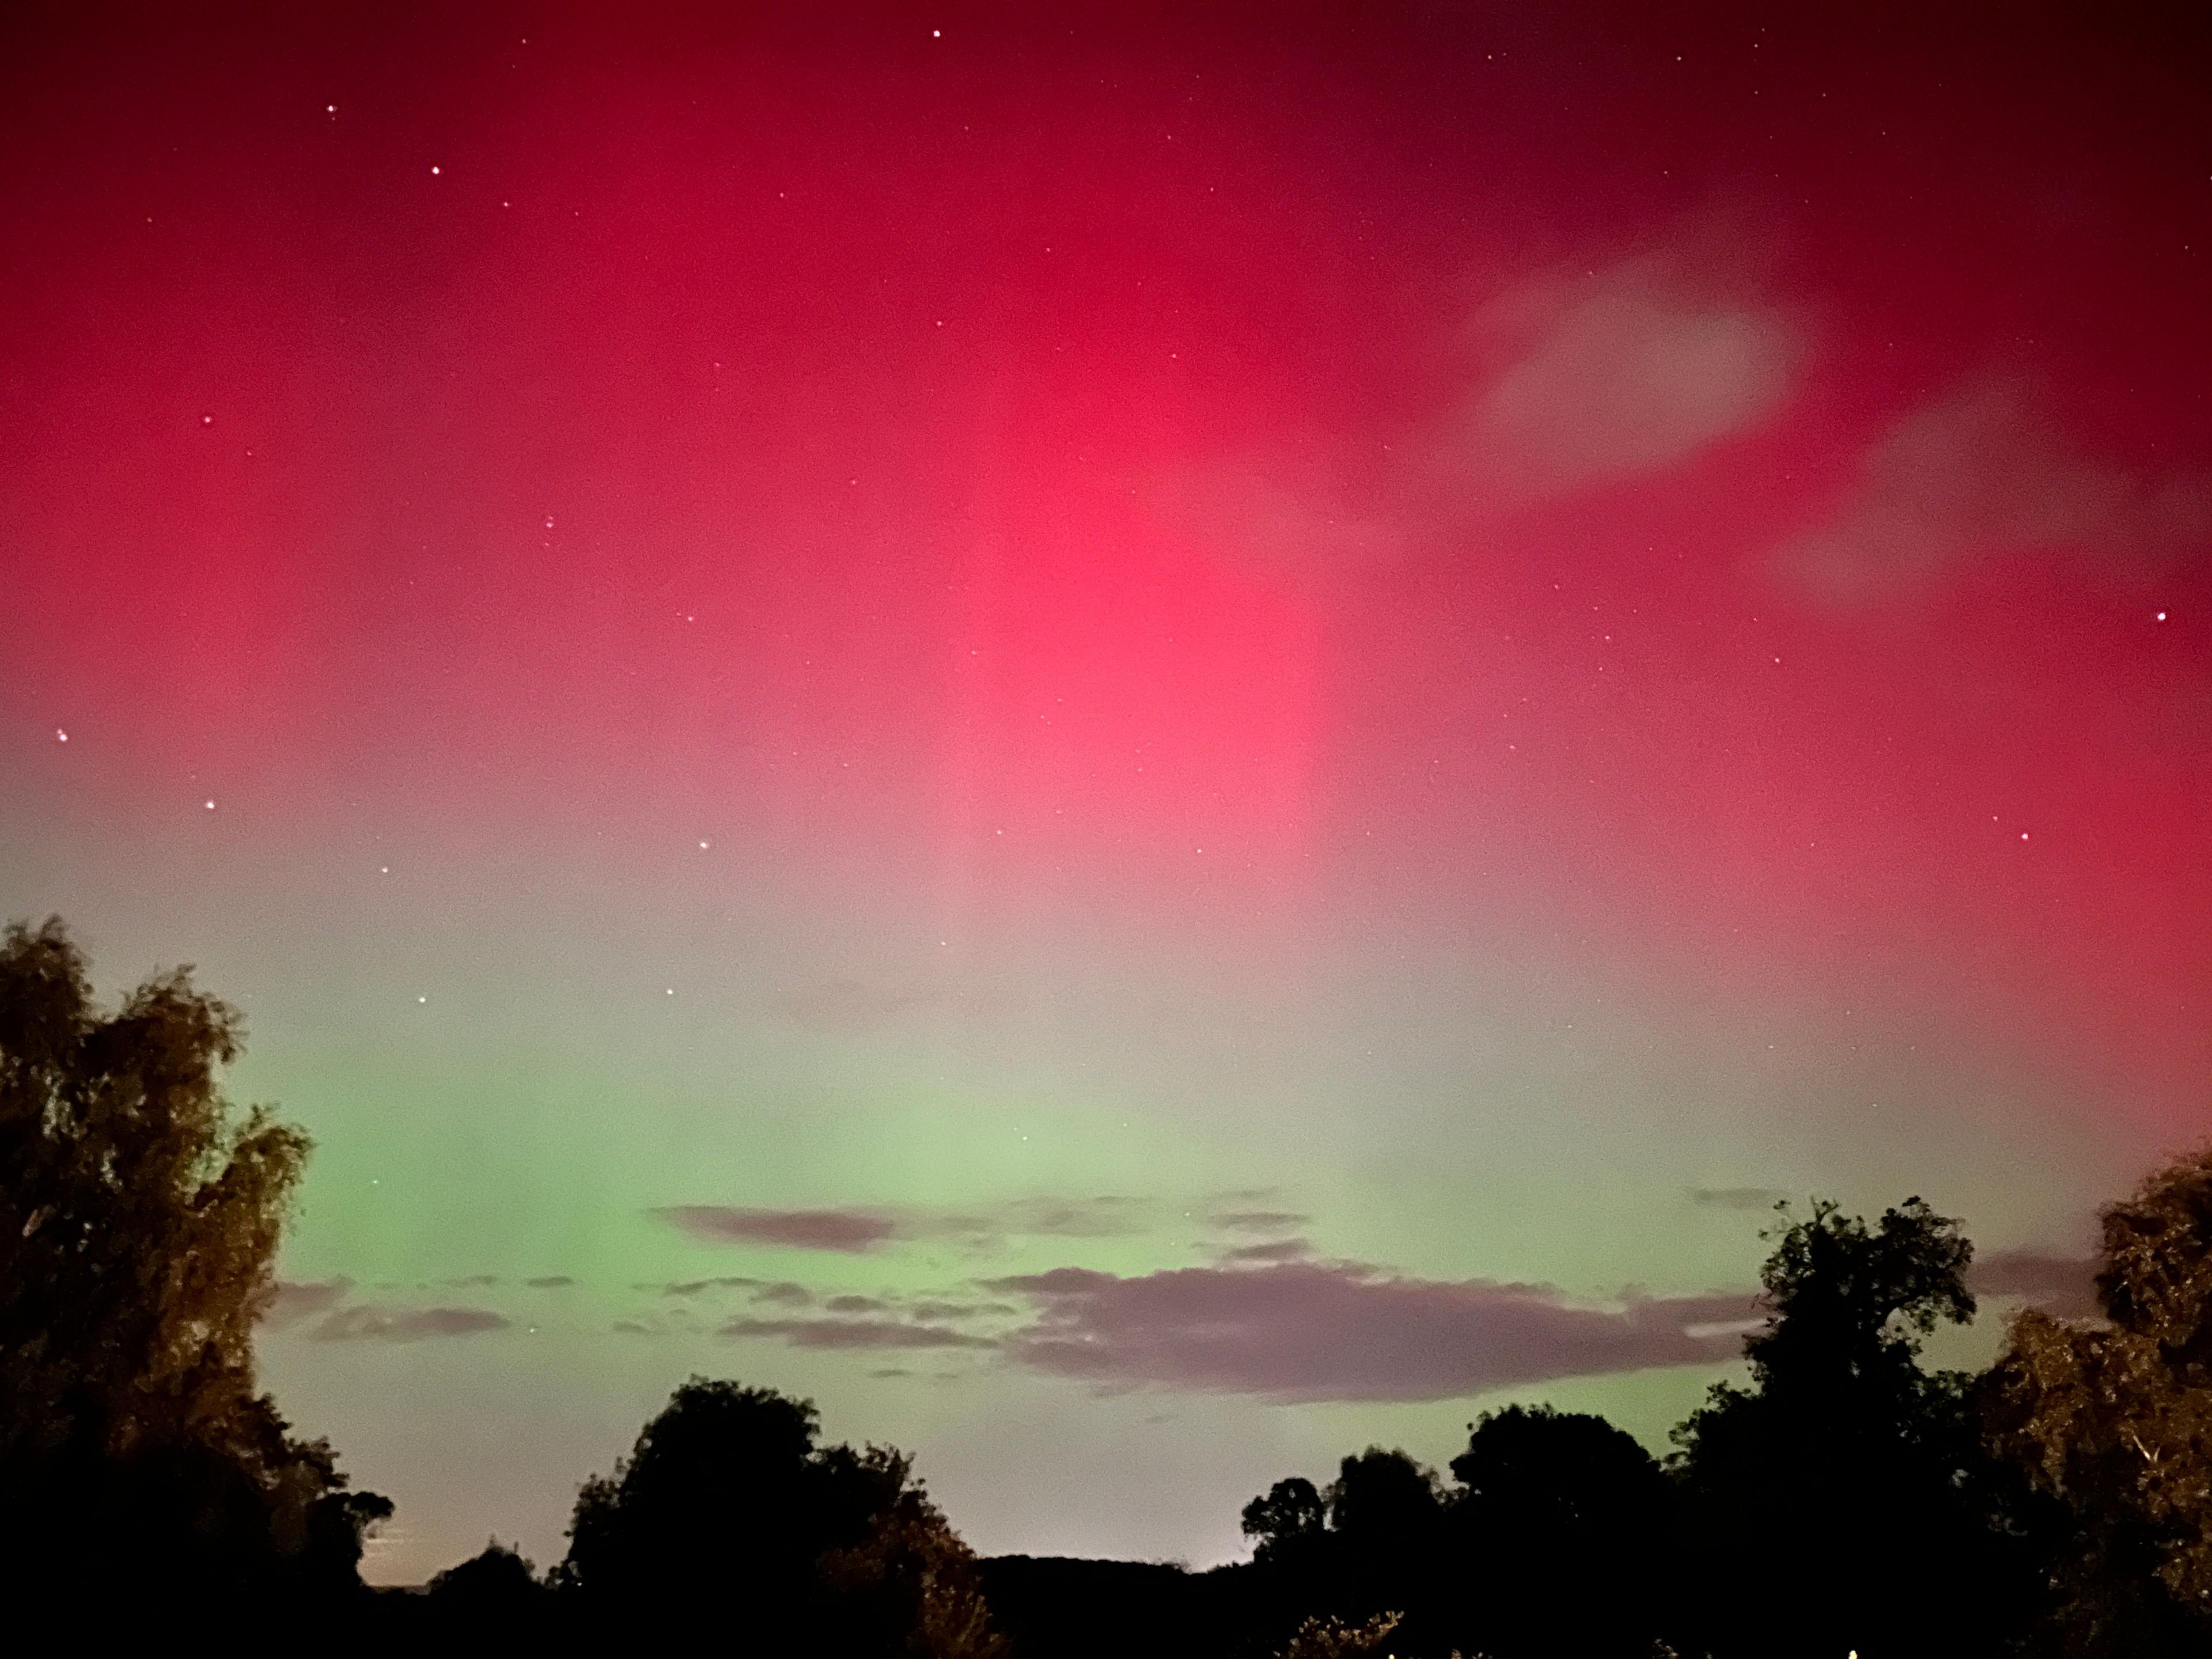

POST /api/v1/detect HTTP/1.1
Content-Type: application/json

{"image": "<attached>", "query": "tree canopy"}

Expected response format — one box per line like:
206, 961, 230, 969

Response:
0, 916, 385, 1600
1669, 1197, 2033, 1658
556, 1376, 1005, 1656
1985, 1146, 2212, 1654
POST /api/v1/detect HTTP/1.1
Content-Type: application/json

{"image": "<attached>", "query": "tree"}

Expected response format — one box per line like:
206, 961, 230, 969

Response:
555, 1376, 1005, 1655
0, 915, 386, 1600
1440, 1404, 1678, 1657
1984, 1145, 2212, 1655
423, 1537, 552, 1634
1242, 1476, 1326, 1567
1670, 1198, 2031, 1658
1324, 1446, 1441, 1547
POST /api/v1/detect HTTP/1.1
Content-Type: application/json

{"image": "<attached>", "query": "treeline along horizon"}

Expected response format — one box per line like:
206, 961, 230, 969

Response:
2, 916, 2203, 1657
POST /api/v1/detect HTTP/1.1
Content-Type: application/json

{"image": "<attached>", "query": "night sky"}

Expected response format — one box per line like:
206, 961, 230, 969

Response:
3, 3, 2208, 1582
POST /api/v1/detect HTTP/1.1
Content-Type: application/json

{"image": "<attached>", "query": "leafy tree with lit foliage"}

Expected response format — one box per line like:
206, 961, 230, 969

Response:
1984, 1145, 2212, 1656
555, 1376, 1006, 1656
1274, 1611, 1404, 1659
0, 915, 388, 1601
1669, 1196, 2035, 1659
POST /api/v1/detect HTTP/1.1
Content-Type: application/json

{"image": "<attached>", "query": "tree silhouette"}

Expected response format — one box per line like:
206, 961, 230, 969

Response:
1985, 1145, 2212, 1655
555, 1376, 1005, 1655
1671, 1197, 2029, 1658
1438, 1404, 1678, 1657
1324, 1446, 1441, 1546
0, 916, 386, 1602
1319, 1446, 1442, 1629
423, 1537, 552, 1634
1241, 1476, 1327, 1568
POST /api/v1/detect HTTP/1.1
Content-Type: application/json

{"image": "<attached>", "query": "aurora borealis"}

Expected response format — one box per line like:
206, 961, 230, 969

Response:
2, 3, 2208, 1583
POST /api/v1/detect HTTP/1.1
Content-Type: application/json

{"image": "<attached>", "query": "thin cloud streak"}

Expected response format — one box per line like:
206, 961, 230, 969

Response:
1688, 1186, 1789, 1211
658, 1206, 899, 1252
312, 1305, 512, 1343
721, 1315, 997, 1351
656, 1195, 1151, 1255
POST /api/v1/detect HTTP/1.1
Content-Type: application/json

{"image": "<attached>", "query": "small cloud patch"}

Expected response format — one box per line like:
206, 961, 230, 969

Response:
721, 1315, 997, 1351
1971, 1248, 2101, 1321
1688, 1186, 1789, 1211
262, 1277, 353, 1330
658, 1206, 898, 1253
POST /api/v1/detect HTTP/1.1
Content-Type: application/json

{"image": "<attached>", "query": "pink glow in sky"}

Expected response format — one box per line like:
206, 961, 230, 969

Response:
2, 3, 2208, 1578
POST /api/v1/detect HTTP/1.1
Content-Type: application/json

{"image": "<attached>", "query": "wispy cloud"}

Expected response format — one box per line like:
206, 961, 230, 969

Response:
721, 1315, 997, 1351
1209, 1210, 1313, 1234
655, 1195, 1151, 1255
653, 1274, 813, 1302
312, 1305, 511, 1343
262, 1277, 353, 1330
658, 1206, 899, 1252
779, 979, 937, 1031
922, 1195, 1151, 1245
1971, 1248, 2100, 1321
1218, 1237, 1314, 1264
524, 1275, 576, 1289
1781, 376, 2212, 600
1442, 256, 1801, 502
265, 1276, 513, 1343
1154, 236, 1802, 581
1688, 1186, 1788, 1211
986, 1260, 1761, 1403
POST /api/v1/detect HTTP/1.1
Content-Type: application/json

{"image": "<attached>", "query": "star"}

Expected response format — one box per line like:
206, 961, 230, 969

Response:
203, 799, 216, 810
54, 729, 66, 743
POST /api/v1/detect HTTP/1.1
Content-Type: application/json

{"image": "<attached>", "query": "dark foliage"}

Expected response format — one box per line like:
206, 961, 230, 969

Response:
0, 916, 386, 1608
1438, 1405, 1679, 1657
1664, 1198, 2040, 1658
554, 1376, 1005, 1656
980, 1556, 1262, 1659
1228, 1416, 1678, 1658
417, 1539, 558, 1637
